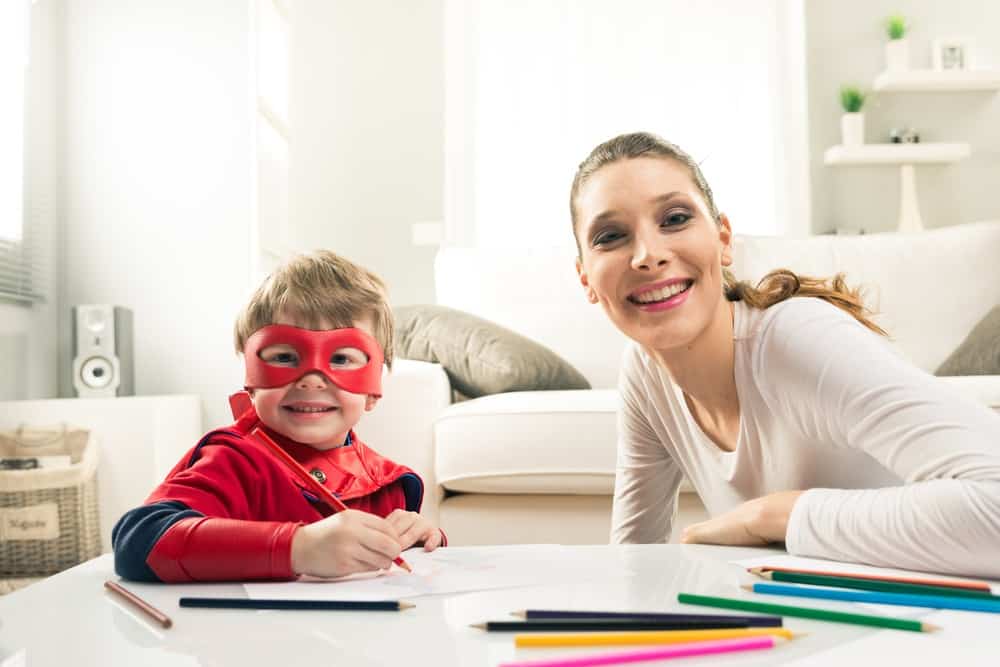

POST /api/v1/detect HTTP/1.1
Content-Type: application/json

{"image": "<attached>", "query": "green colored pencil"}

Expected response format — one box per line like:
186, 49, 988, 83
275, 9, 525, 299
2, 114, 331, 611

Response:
677, 593, 938, 633
758, 570, 998, 600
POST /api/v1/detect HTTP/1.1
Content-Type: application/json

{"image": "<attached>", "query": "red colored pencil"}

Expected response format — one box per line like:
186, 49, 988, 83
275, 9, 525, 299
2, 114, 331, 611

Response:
251, 427, 413, 573
748, 566, 991, 593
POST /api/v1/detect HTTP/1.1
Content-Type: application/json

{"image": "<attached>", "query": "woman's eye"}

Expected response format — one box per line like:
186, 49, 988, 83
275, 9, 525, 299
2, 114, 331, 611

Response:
662, 212, 692, 227
330, 347, 368, 369
593, 230, 624, 247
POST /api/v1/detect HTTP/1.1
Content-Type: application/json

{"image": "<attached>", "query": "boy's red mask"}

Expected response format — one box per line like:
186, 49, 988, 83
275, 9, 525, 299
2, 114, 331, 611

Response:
243, 325, 384, 396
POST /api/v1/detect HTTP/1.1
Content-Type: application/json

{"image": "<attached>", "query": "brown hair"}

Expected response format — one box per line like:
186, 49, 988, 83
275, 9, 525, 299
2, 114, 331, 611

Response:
569, 132, 887, 336
233, 250, 396, 367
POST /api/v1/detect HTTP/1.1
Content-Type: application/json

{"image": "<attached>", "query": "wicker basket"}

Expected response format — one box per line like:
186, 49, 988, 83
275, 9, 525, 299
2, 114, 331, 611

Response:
0, 426, 101, 579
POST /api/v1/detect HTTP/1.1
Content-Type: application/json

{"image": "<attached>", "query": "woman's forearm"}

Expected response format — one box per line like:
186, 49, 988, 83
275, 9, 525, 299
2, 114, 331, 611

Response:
786, 479, 1000, 578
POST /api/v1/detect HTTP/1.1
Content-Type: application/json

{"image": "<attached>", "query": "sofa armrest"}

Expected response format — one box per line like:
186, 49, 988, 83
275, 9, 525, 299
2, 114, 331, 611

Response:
356, 359, 451, 523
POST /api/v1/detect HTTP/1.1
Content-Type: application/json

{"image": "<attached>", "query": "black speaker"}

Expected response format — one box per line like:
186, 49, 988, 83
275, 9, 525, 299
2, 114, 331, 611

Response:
71, 305, 134, 398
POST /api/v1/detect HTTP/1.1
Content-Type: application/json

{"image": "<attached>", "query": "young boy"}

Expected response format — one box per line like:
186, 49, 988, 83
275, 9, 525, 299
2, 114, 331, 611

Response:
112, 250, 444, 582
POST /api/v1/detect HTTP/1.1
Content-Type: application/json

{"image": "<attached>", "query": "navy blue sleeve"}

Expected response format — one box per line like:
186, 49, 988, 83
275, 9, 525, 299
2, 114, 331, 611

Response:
398, 473, 424, 512
111, 500, 204, 582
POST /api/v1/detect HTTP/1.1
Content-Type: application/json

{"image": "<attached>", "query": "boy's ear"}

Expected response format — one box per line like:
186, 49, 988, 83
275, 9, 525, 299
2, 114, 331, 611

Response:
365, 395, 379, 411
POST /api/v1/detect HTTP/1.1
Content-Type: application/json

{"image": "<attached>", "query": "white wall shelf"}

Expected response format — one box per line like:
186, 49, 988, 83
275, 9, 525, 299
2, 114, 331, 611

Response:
823, 143, 970, 165
823, 143, 970, 233
873, 69, 1000, 92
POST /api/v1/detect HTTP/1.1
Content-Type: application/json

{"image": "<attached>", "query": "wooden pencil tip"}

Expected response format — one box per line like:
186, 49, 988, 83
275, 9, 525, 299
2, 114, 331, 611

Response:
510, 610, 526, 618
747, 567, 764, 574
469, 623, 487, 630
397, 560, 413, 573
790, 631, 809, 640
740, 584, 755, 592
923, 623, 942, 633
398, 601, 415, 610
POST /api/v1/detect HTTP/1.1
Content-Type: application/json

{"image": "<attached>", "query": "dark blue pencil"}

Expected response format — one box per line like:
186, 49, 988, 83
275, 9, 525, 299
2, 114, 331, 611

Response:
179, 597, 413, 611
511, 609, 782, 627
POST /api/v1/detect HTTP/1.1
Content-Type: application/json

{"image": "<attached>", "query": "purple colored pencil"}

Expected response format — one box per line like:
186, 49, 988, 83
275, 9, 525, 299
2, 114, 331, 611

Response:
515, 609, 782, 627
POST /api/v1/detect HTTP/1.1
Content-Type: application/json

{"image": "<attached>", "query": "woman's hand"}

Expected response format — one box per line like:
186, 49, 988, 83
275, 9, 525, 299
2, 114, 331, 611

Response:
386, 509, 444, 551
680, 490, 803, 546
290, 509, 402, 578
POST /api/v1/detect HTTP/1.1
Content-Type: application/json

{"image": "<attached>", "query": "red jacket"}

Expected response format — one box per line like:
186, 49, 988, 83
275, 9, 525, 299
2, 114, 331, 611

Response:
111, 406, 429, 582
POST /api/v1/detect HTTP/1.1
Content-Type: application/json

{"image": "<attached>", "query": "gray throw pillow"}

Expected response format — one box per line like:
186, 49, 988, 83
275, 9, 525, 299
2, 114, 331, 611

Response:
394, 304, 591, 398
936, 306, 1000, 376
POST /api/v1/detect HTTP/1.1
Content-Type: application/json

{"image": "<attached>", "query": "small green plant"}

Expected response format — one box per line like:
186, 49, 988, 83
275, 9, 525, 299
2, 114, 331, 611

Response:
840, 85, 865, 113
886, 14, 907, 40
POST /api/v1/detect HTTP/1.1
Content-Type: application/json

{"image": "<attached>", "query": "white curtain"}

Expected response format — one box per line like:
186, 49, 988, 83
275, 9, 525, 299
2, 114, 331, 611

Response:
444, 0, 810, 249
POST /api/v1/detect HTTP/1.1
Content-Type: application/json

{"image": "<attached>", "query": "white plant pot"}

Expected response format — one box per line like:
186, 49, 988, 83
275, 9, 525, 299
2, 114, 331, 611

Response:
841, 112, 865, 146
885, 39, 910, 72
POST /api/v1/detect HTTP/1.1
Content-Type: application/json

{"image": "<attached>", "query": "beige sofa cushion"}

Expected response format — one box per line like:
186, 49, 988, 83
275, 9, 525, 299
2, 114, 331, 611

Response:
435, 390, 618, 494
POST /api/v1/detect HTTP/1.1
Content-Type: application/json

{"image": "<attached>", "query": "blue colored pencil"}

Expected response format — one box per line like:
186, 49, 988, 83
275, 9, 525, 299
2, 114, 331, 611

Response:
744, 582, 1000, 614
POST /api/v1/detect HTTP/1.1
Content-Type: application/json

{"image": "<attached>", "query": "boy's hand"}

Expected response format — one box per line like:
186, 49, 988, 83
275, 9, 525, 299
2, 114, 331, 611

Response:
680, 490, 803, 546
290, 509, 402, 578
386, 509, 443, 551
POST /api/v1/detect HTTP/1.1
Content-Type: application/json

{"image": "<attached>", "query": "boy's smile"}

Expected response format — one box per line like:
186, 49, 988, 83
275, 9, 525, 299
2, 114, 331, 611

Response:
249, 313, 380, 450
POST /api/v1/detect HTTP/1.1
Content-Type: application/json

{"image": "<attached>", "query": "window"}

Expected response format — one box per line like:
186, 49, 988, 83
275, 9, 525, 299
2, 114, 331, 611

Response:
252, 0, 291, 280
0, 0, 41, 303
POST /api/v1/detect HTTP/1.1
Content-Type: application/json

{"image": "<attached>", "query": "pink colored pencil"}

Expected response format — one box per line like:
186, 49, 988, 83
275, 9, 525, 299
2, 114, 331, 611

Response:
498, 636, 776, 667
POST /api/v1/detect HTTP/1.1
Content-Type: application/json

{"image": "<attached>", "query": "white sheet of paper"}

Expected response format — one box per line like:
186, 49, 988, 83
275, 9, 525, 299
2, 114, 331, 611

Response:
244, 545, 587, 601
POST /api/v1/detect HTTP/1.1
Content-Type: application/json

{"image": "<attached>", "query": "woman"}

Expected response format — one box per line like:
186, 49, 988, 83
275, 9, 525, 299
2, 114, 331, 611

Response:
571, 132, 1000, 577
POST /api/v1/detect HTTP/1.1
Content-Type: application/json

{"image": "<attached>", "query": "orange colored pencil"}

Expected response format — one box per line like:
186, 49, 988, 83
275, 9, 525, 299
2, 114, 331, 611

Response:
749, 567, 990, 592
104, 580, 173, 629
251, 427, 413, 573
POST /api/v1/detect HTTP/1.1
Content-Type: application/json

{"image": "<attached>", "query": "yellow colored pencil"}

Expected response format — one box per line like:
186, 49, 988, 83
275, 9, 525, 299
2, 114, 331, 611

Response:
514, 626, 798, 648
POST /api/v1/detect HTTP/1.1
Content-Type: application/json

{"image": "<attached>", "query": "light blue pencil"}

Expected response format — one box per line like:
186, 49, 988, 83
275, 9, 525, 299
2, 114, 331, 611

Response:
743, 582, 1000, 614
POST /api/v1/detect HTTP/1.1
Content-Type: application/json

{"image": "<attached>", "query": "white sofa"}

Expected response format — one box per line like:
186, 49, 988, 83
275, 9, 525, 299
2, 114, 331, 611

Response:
362, 221, 1000, 546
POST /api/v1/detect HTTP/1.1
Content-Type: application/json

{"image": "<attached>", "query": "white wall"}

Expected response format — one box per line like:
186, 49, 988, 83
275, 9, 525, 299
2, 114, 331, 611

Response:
806, 0, 1000, 233
444, 0, 812, 247
289, 0, 443, 306
0, 0, 62, 402
58, 0, 256, 429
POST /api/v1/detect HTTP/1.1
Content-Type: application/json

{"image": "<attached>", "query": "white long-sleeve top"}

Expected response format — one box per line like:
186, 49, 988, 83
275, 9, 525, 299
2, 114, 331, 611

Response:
611, 297, 1000, 577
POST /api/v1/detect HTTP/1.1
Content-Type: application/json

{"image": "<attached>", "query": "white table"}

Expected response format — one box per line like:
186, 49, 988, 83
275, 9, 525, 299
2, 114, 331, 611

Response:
0, 545, 968, 666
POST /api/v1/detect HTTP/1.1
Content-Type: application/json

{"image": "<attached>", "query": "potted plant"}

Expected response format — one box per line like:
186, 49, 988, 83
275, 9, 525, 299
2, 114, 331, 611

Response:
840, 85, 866, 146
885, 14, 909, 72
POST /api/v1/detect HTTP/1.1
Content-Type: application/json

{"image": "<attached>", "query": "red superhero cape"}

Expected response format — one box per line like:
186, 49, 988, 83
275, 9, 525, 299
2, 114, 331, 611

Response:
138, 399, 423, 581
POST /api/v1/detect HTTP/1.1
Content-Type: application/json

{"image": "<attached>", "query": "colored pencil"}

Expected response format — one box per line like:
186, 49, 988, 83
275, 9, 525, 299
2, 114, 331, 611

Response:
756, 570, 998, 599
744, 582, 1000, 614
749, 566, 992, 593
498, 636, 778, 667
104, 580, 173, 629
511, 609, 782, 626
178, 597, 414, 611
514, 626, 798, 648
470, 618, 757, 632
678, 592, 937, 632
251, 427, 412, 573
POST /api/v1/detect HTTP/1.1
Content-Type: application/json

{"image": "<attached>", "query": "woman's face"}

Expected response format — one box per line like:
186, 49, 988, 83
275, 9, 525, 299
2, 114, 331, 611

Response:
574, 157, 733, 353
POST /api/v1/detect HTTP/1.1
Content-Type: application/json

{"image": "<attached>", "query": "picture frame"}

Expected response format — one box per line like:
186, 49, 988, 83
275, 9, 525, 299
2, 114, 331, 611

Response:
932, 36, 975, 71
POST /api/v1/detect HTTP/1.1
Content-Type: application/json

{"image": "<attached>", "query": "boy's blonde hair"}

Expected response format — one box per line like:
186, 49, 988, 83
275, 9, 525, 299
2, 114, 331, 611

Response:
234, 250, 395, 368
